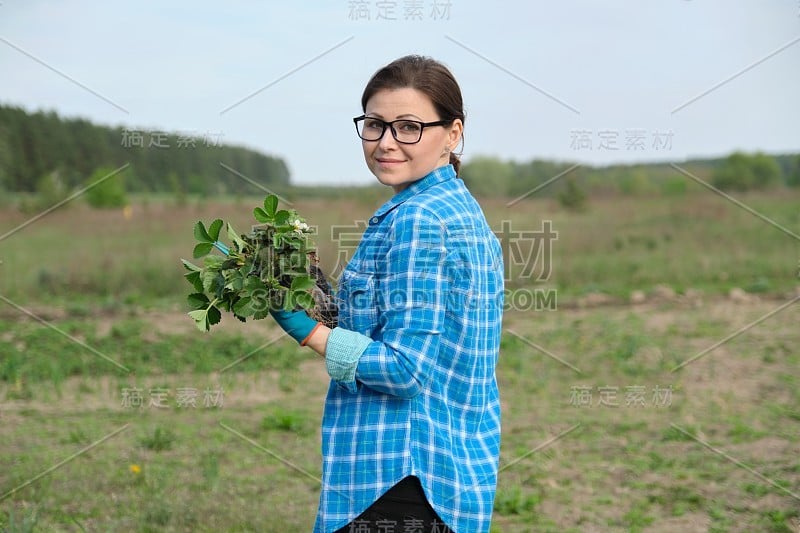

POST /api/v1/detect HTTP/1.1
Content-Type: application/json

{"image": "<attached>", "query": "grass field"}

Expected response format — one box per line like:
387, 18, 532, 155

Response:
1, 189, 799, 532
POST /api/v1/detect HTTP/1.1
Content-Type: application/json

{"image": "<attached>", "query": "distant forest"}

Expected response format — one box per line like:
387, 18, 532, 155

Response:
0, 104, 289, 195
1, 103, 798, 199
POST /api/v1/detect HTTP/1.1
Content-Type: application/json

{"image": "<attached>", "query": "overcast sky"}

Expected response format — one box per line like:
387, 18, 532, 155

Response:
2, 1, 799, 185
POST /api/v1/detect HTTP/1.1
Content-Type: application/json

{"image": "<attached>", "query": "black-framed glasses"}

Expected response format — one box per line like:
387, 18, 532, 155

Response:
353, 115, 451, 144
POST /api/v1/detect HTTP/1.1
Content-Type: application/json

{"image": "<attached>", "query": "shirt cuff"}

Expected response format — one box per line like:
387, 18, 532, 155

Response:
325, 327, 372, 387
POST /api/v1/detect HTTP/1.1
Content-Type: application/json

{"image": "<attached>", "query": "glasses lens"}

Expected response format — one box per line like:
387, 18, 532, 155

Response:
393, 121, 422, 143
356, 118, 424, 143
358, 118, 385, 141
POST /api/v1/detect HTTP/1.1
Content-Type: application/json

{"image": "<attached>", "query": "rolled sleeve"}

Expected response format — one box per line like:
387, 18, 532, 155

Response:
325, 327, 373, 392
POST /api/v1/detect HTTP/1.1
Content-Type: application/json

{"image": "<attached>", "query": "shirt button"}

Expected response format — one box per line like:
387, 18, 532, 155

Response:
371, 217, 379, 224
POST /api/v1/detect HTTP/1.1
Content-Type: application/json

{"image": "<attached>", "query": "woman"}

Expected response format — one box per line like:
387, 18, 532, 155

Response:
271, 55, 504, 533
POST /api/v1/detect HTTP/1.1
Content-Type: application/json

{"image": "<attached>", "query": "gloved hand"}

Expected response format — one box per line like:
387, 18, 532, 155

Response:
269, 308, 321, 346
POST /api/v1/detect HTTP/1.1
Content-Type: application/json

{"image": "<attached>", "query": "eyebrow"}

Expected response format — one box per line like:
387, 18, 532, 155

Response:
366, 112, 424, 121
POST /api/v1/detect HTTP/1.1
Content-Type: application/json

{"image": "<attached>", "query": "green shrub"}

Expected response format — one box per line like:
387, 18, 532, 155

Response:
557, 177, 587, 211
712, 151, 781, 191
85, 166, 128, 208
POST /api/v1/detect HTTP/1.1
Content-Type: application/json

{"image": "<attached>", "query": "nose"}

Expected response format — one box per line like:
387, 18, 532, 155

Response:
377, 124, 399, 150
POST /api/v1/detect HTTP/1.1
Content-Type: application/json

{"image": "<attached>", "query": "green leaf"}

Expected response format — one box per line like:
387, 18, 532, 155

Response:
243, 276, 266, 292
208, 219, 223, 241
207, 306, 222, 326
188, 309, 207, 321
233, 297, 255, 317
185, 271, 204, 292
274, 210, 291, 226
188, 292, 210, 309
253, 207, 270, 223
181, 259, 201, 272
283, 235, 307, 250
263, 195, 278, 217
188, 309, 209, 331
251, 291, 272, 314
224, 270, 244, 291
193, 221, 213, 243
202, 270, 219, 293
293, 291, 315, 310
212, 273, 226, 299
221, 257, 241, 270
290, 275, 316, 292
193, 242, 214, 258
216, 298, 231, 313
227, 223, 248, 251
203, 255, 226, 270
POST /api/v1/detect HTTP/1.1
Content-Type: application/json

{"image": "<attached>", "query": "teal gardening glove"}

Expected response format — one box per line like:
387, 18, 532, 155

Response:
269, 308, 321, 346
271, 308, 372, 383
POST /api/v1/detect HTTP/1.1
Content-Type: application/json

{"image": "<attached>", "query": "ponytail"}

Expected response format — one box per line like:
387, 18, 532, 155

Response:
449, 152, 461, 175
449, 133, 464, 175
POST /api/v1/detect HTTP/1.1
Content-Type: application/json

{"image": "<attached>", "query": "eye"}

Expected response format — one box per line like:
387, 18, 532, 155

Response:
364, 119, 384, 130
398, 121, 421, 133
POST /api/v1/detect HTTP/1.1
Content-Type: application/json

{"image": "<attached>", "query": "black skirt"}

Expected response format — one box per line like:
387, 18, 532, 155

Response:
333, 476, 453, 532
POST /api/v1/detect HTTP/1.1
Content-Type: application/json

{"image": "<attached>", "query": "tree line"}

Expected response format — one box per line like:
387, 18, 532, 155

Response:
459, 152, 800, 199
0, 104, 289, 195
1, 103, 797, 202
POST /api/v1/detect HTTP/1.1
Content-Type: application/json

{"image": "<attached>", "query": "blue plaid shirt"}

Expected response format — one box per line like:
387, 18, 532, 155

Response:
314, 165, 504, 532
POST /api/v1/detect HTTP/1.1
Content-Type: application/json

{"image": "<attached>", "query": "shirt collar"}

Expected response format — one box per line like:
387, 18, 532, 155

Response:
372, 164, 456, 219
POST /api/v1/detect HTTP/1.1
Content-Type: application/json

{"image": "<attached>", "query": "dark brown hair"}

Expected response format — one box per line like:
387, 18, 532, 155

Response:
361, 55, 465, 174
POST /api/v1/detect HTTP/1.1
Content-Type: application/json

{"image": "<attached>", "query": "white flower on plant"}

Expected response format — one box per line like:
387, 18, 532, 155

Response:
292, 219, 309, 232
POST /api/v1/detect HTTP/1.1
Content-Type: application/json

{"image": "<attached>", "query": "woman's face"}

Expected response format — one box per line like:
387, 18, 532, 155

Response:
362, 87, 462, 193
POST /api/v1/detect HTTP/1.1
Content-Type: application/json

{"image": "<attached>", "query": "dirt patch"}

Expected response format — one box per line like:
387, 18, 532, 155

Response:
678, 344, 765, 408
646, 513, 710, 532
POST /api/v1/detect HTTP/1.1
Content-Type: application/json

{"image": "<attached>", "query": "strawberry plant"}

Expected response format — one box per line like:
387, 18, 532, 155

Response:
182, 195, 336, 331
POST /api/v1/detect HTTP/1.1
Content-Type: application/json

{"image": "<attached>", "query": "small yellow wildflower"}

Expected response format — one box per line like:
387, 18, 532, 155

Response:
129, 464, 142, 474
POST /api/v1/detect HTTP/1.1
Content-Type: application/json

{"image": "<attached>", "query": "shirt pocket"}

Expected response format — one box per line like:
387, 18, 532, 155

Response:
336, 268, 378, 337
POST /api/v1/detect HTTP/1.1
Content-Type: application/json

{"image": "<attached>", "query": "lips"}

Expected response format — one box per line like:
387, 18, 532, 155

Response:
375, 157, 406, 171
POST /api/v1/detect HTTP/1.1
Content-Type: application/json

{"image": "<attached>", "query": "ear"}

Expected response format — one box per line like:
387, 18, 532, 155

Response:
447, 118, 463, 149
